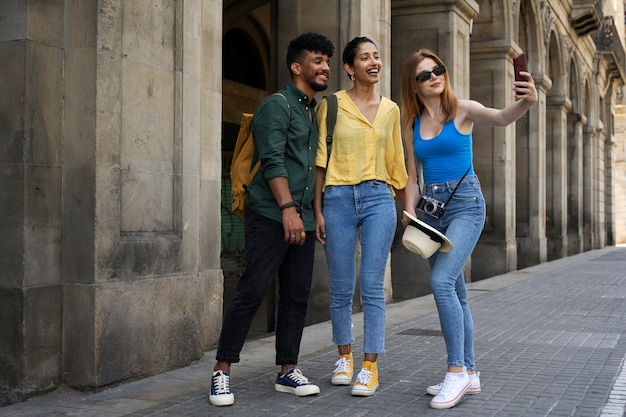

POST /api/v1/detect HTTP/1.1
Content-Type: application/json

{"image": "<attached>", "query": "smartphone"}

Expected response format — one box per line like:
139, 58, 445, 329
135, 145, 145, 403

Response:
514, 53, 527, 82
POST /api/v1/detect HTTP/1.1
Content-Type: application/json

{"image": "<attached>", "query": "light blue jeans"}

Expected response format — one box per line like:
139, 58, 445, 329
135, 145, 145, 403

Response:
421, 174, 485, 370
322, 180, 397, 354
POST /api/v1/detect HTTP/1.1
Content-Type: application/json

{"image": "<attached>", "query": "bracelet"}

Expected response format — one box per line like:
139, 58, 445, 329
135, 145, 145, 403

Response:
280, 202, 296, 211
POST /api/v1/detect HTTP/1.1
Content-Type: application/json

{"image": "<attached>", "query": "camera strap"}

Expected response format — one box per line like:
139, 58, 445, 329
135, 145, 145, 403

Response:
442, 165, 471, 206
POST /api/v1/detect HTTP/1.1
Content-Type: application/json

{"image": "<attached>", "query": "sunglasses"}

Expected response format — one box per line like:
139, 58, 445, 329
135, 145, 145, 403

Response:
415, 65, 447, 82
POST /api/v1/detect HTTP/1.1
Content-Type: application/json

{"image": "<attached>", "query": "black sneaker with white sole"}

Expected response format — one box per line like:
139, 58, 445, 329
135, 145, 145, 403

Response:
275, 368, 320, 397
209, 370, 234, 406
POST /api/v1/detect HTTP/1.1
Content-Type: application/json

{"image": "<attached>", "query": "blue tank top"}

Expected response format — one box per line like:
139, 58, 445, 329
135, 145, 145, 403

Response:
413, 118, 474, 184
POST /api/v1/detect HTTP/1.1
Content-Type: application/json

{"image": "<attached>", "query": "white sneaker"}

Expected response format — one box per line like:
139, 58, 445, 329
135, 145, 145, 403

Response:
429, 371, 471, 409
427, 371, 481, 395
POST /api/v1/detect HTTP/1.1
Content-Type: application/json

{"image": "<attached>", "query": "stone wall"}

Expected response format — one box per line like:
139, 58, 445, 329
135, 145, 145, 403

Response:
1, 0, 224, 403
0, 0, 65, 405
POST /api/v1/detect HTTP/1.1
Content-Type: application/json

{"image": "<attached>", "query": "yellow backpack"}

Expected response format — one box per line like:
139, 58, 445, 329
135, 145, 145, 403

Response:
229, 93, 337, 218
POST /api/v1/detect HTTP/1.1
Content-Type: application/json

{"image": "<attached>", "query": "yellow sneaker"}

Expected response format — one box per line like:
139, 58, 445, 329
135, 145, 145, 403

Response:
350, 361, 378, 396
331, 352, 353, 385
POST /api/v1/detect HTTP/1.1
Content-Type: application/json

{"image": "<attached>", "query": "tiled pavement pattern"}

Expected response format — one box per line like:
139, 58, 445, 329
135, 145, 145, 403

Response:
1, 247, 625, 417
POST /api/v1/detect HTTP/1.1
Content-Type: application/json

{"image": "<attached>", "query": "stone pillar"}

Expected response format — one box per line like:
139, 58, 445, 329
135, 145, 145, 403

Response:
276, 1, 395, 323
582, 125, 595, 251
545, 96, 571, 260
60, 1, 223, 388
277, 0, 392, 95
567, 113, 585, 255
593, 128, 607, 249
469, 50, 518, 278
390, 1, 478, 290
0, 1, 64, 404
391, 0, 479, 100
614, 105, 626, 245
516, 74, 549, 268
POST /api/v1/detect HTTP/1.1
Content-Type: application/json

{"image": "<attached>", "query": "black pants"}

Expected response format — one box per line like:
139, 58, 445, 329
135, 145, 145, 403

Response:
216, 208, 315, 365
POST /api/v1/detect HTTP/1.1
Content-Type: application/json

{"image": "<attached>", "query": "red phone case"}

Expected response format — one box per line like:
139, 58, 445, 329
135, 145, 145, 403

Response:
514, 53, 526, 82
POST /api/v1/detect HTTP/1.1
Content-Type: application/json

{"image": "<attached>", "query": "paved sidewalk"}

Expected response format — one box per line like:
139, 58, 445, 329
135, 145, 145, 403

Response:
1, 246, 625, 417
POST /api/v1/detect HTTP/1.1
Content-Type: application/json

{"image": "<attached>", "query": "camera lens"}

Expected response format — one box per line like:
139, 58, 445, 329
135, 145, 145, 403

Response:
424, 202, 435, 213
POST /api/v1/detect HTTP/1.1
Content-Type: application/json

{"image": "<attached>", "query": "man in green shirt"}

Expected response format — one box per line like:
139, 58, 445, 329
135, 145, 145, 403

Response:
210, 32, 334, 407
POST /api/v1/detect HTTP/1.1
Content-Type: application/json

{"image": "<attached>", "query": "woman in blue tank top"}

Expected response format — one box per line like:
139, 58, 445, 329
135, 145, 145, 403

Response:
399, 49, 537, 410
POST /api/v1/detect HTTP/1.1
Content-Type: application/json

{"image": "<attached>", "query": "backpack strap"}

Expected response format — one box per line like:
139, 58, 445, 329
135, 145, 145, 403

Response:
273, 92, 291, 117
324, 93, 338, 167
252, 92, 291, 167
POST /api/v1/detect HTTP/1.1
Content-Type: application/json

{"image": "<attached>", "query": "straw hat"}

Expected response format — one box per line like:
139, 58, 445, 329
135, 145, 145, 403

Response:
401, 210, 453, 259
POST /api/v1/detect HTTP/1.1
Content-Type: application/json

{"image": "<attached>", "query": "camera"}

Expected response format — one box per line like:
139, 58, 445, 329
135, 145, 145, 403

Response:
417, 196, 446, 219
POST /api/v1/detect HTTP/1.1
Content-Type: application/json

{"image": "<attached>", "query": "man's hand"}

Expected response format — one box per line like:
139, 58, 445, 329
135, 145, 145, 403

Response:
282, 207, 306, 245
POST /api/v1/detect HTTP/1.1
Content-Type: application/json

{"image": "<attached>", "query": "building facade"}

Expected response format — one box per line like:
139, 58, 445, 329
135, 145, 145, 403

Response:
1, 0, 624, 405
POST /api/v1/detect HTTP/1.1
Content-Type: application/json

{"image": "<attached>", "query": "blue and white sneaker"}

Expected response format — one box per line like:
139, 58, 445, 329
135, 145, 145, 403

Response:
209, 370, 234, 406
275, 368, 320, 396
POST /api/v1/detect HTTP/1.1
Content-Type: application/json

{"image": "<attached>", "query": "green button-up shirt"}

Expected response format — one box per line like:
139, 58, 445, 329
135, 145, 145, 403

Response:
247, 83, 318, 230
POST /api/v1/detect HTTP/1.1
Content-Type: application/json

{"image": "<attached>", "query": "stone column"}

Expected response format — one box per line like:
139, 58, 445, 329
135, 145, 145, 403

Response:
469, 50, 518, 278
596, 128, 607, 248
275, 1, 395, 323
277, 0, 392, 95
391, 0, 479, 100
613, 105, 626, 244
0, 1, 64, 404
62, 1, 223, 388
389, 1, 478, 290
516, 74, 549, 269
545, 96, 571, 260
582, 125, 595, 251
588, 121, 607, 250
567, 113, 585, 255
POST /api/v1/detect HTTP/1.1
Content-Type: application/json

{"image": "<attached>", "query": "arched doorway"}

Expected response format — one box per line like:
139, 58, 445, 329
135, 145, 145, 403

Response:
220, 1, 273, 338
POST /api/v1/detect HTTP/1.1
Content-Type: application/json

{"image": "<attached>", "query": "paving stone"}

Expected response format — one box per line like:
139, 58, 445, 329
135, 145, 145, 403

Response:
0, 247, 625, 417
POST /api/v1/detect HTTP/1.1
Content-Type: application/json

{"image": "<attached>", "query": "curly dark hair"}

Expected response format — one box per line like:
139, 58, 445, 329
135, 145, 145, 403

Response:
286, 32, 335, 75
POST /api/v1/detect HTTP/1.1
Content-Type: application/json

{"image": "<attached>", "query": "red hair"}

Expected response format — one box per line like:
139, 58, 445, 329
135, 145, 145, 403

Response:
400, 49, 458, 133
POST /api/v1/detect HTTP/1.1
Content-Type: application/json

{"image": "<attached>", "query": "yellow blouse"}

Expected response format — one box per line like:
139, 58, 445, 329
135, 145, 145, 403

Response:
316, 90, 408, 192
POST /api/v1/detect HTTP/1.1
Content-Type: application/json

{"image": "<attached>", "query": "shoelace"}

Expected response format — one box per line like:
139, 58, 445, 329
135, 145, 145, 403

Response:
355, 368, 373, 385
439, 374, 465, 397
286, 369, 310, 384
212, 371, 230, 395
433, 371, 479, 392
333, 357, 351, 374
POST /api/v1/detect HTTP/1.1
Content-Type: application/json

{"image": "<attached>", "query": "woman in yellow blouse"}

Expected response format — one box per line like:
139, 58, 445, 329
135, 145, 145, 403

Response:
314, 36, 408, 397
